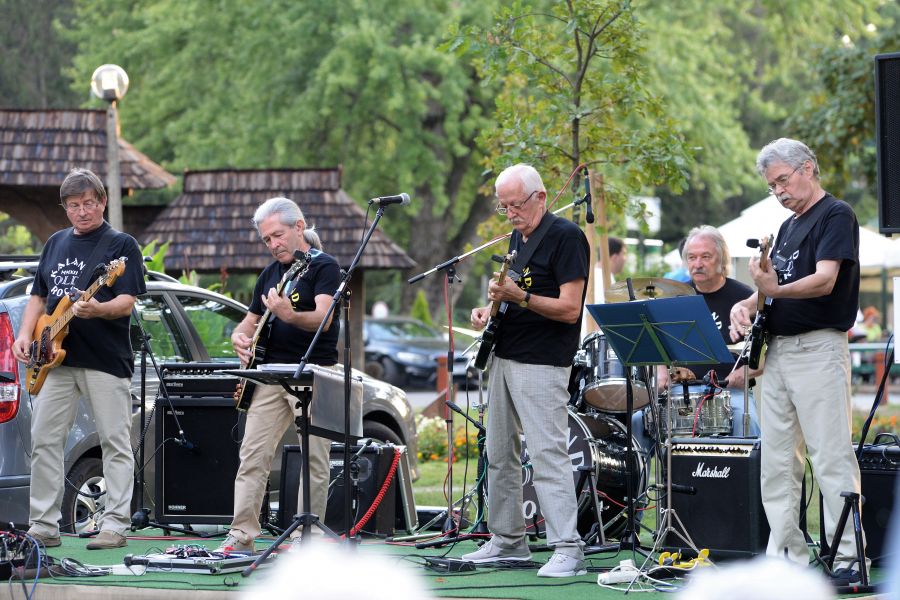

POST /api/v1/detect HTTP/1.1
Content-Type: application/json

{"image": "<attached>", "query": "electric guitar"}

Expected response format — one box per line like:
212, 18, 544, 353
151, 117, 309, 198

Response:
474, 250, 517, 370
234, 250, 312, 411
26, 257, 127, 395
747, 235, 773, 369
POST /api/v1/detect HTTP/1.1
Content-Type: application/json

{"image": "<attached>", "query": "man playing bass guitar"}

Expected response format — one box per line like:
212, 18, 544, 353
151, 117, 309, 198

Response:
218, 197, 340, 553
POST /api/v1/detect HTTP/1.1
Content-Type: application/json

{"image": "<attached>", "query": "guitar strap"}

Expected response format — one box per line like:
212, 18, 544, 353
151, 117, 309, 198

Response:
46, 227, 117, 315
509, 211, 557, 279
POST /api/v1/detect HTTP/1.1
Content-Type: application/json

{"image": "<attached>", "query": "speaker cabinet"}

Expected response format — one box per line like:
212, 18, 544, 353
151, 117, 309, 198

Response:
875, 52, 900, 233
279, 443, 416, 536
664, 438, 769, 559
858, 440, 899, 566
154, 397, 243, 524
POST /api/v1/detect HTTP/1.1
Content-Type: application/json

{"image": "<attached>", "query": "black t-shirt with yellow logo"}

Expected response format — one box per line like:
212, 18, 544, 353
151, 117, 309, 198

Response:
248, 249, 340, 366
494, 214, 589, 367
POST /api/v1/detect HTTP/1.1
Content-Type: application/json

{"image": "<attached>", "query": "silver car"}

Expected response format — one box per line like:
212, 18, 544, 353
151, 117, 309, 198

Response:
0, 265, 418, 532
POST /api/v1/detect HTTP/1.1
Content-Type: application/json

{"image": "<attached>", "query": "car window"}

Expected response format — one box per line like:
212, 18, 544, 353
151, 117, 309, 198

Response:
367, 320, 438, 341
174, 294, 243, 360
133, 294, 190, 361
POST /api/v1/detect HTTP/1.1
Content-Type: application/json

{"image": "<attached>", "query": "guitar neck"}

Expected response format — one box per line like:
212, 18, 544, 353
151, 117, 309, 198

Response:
49, 275, 107, 337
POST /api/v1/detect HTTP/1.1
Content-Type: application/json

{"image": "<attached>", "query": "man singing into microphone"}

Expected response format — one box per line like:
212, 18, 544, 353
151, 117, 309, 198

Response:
465, 164, 589, 577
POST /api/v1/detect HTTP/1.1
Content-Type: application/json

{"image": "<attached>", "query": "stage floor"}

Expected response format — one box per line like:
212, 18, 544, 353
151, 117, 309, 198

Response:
0, 529, 887, 600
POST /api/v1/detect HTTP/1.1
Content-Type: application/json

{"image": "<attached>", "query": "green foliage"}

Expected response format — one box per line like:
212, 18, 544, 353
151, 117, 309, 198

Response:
464, 0, 693, 215
415, 414, 479, 463
141, 240, 169, 274
410, 290, 433, 327
0, 213, 39, 254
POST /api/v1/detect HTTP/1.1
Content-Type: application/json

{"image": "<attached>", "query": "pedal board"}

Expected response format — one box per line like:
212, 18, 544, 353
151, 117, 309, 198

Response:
124, 552, 276, 574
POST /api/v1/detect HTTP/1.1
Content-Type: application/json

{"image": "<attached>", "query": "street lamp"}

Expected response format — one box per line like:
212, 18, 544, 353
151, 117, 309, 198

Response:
90, 64, 129, 231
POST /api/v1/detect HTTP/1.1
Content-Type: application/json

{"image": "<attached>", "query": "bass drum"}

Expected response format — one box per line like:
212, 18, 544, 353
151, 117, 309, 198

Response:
519, 410, 647, 539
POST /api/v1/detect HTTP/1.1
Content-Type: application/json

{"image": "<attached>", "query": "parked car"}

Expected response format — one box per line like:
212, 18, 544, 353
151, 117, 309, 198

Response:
0, 261, 418, 532
363, 316, 478, 389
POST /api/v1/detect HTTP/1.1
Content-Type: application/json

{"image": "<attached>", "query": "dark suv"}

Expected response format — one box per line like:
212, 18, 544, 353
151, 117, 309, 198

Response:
0, 261, 418, 532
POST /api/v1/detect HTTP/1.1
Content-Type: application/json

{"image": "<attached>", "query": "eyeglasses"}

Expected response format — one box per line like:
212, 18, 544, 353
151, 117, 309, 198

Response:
766, 165, 804, 195
61, 199, 101, 213
496, 190, 537, 215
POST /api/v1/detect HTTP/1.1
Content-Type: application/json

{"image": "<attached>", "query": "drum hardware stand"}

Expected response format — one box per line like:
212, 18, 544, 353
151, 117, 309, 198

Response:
818, 491, 872, 592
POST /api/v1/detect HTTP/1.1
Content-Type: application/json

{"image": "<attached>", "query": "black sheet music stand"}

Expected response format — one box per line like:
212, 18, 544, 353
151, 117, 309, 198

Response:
587, 296, 732, 561
222, 366, 361, 573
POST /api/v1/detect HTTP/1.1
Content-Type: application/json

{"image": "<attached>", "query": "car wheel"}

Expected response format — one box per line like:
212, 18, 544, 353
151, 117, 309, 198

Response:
363, 420, 403, 446
60, 457, 106, 534
364, 360, 385, 380
381, 358, 405, 387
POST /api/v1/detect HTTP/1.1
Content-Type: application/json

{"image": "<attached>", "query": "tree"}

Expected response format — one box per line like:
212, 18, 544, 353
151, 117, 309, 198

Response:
65, 0, 500, 321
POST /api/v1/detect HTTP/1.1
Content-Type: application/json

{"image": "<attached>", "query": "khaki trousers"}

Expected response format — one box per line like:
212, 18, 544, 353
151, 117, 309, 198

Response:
761, 329, 866, 569
228, 382, 331, 543
29, 367, 134, 535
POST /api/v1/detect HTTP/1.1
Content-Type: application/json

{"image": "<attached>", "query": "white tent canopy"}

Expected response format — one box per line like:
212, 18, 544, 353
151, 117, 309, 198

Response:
664, 196, 900, 270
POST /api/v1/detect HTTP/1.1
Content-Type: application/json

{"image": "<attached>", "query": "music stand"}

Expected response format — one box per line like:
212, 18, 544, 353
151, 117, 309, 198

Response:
222, 366, 362, 575
587, 296, 732, 560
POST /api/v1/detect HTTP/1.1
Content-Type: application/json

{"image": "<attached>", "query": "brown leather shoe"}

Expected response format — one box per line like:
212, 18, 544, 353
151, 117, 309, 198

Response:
86, 530, 127, 550
28, 530, 61, 548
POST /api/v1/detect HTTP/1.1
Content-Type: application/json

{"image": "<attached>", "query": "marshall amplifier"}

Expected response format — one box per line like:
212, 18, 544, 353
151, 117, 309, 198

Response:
857, 434, 900, 566
663, 437, 769, 559
279, 443, 416, 536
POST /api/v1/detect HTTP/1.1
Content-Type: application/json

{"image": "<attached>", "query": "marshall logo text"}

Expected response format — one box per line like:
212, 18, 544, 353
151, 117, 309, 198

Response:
691, 462, 731, 479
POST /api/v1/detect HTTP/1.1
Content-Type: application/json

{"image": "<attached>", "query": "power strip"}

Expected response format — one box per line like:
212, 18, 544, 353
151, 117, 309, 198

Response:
597, 560, 640, 585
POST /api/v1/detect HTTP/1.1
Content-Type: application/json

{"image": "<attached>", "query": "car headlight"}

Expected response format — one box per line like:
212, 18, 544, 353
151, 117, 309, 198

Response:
396, 351, 434, 365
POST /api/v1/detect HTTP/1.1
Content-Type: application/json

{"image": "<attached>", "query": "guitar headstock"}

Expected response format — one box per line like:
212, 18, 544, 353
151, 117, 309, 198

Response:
104, 257, 127, 286
758, 234, 773, 268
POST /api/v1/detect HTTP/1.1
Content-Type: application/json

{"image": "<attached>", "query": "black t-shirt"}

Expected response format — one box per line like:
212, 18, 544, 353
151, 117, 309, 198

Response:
494, 214, 589, 367
31, 222, 146, 378
691, 278, 753, 381
248, 249, 340, 366
767, 194, 860, 336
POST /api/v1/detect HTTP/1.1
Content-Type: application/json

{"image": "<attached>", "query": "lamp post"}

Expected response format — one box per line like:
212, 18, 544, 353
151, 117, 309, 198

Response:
90, 64, 129, 231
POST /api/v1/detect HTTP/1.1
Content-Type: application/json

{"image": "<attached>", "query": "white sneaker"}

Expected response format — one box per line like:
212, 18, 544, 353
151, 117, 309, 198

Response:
214, 533, 254, 554
537, 552, 586, 577
460, 538, 532, 563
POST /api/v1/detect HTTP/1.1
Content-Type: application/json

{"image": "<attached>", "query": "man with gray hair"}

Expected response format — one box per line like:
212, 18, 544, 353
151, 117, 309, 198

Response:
730, 138, 866, 583
217, 197, 339, 553
466, 164, 589, 577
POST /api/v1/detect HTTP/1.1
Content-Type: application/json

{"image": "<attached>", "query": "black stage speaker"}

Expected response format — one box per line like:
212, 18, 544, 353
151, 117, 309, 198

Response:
279, 443, 416, 536
154, 396, 243, 524
858, 437, 900, 566
875, 52, 900, 233
663, 437, 769, 559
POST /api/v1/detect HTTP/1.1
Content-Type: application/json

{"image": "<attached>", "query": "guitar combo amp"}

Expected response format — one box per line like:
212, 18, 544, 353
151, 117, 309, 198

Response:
663, 437, 769, 559
279, 443, 417, 536
857, 435, 899, 566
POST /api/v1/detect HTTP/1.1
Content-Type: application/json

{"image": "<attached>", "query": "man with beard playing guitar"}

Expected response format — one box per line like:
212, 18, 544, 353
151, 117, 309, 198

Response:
217, 197, 340, 553
465, 164, 589, 577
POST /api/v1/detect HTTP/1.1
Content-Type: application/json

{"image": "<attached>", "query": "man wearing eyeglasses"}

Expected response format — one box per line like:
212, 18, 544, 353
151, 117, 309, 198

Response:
12, 168, 146, 550
465, 164, 589, 577
730, 138, 866, 583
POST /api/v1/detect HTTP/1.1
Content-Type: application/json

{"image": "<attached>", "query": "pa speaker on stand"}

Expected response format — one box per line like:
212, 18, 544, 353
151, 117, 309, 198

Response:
875, 52, 900, 234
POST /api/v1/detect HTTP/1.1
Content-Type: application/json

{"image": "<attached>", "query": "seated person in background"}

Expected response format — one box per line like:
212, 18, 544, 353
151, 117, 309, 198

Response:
632, 225, 762, 450
861, 306, 882, 342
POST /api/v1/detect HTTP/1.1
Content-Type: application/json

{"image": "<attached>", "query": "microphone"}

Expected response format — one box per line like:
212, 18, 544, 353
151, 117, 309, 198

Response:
368, 193, 410, 207
746, 238, 760, 249
583, 171, 595, 224
653, 483, 696, 495
176, 436, 198, 451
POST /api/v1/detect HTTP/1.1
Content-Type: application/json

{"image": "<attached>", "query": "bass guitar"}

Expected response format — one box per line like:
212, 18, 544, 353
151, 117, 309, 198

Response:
473, 250, 517, 370
26, 257, 127, 395
746, 234, 773, 369
234, 250, 312, 411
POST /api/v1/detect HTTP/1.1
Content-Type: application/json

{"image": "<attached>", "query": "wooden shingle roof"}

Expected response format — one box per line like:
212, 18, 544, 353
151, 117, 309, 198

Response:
0, 109, 175, 189
141, 168, 415, 272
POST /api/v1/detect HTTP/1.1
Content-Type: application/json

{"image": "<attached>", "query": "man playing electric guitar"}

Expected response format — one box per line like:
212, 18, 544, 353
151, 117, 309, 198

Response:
466, 164, 589, 577
218, 197, 340, 554
730, 138, 866, 583
11, 168, 145, 550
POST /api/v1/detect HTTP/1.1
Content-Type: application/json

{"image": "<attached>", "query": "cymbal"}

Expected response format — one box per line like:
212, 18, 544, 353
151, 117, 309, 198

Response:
605, 278, 696, 303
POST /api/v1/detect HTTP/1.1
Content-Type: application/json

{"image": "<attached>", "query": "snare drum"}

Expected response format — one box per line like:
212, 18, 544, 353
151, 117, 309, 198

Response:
577, 332, 652, 413
648, 389, 733, 438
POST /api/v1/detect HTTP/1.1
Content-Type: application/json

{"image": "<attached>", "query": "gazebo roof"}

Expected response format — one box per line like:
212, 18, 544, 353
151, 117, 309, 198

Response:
0, 109, 175, 189
141, 168, 415, 272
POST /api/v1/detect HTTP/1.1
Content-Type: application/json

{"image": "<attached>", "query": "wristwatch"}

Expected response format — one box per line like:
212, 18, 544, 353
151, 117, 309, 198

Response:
519, 292, 531, 308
